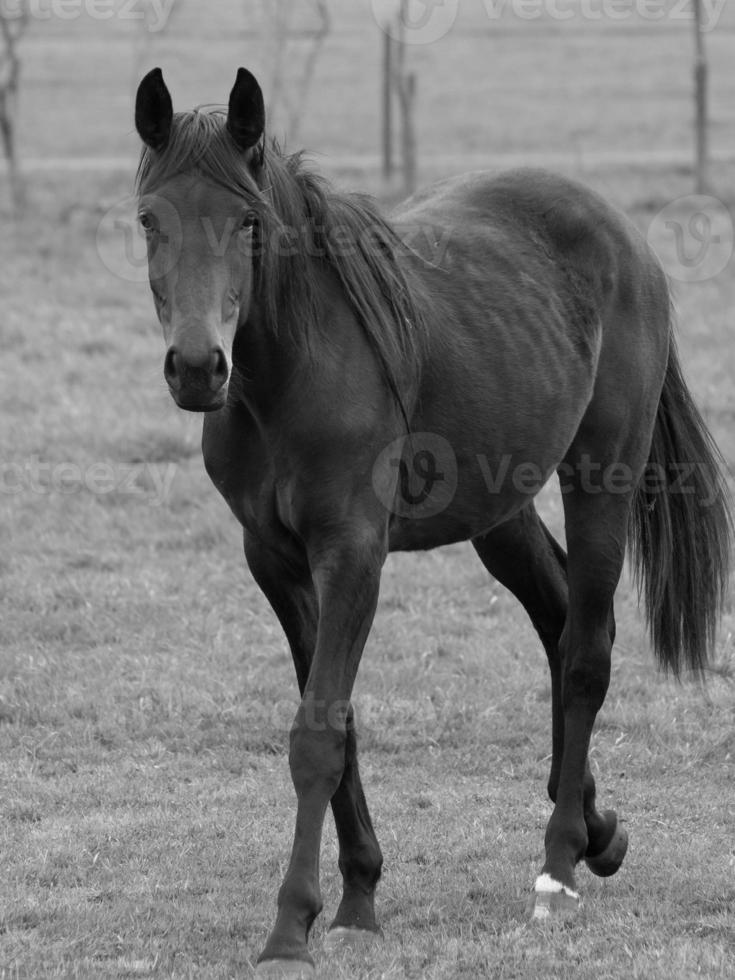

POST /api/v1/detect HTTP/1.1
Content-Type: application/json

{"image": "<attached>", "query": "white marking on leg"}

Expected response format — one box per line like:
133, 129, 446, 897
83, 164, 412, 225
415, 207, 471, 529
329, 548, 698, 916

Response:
534, 873, 579, 899
532, 874, 580, 920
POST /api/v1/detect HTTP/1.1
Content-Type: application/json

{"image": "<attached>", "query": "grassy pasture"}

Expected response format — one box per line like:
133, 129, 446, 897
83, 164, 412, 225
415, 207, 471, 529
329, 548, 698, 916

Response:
2, 6, 735, 979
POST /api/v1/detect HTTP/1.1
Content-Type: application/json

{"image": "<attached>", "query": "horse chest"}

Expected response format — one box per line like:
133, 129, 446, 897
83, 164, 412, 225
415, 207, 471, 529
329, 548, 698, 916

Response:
202, 412, 282, 537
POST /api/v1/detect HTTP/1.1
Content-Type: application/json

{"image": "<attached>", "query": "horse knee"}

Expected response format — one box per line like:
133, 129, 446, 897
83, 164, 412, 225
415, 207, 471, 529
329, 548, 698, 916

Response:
289, 723, 346, 798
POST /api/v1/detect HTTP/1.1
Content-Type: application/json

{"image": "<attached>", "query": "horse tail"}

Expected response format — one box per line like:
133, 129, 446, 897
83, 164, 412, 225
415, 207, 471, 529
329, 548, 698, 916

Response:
628, 333, 733, 677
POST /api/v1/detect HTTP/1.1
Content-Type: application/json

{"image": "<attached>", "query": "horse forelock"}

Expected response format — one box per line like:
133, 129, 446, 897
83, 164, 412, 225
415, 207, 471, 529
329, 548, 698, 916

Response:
134, 109, 263, 203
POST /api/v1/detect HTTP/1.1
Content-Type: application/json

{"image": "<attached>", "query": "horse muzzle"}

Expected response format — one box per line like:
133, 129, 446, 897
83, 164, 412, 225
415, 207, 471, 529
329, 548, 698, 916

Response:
164, 345, 229, 412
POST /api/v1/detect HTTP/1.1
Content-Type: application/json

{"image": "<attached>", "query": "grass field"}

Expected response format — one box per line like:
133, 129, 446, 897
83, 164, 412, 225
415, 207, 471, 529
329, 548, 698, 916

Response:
2, 6, 735, 979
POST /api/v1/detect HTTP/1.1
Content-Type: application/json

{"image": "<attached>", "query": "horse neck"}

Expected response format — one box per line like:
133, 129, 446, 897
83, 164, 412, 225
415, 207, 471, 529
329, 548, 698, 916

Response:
228, 254, 330, 412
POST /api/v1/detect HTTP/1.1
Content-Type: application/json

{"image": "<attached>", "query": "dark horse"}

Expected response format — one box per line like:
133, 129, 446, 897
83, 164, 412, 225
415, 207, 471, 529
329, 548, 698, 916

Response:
134, 68, 732, 978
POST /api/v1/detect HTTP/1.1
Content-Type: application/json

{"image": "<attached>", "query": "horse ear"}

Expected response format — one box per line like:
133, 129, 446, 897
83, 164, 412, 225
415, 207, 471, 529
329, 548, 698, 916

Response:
227, 68, 265, 152
135, 67, 173, 152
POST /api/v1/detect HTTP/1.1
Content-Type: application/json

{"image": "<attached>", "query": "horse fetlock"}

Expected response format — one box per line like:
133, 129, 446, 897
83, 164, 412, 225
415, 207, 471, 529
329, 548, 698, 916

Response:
338, 842, 383, 889
585, 811, 628, 877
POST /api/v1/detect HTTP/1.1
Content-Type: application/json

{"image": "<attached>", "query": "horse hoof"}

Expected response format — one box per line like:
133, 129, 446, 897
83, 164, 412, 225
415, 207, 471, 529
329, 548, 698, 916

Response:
530, 874, 580, 921
254, 959, 315, 980
323, 925, 382, 953
585, 812, 629, 878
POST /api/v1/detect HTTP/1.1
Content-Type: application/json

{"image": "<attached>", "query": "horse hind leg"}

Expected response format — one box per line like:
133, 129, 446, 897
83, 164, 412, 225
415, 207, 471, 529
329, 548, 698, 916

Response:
472, 505, 627, 916
522, 521, 626, 884
528, 467, 637, 918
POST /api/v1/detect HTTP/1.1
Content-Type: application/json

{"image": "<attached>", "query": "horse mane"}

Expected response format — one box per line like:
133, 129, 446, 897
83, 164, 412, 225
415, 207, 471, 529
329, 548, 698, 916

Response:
135, 109, 429, 425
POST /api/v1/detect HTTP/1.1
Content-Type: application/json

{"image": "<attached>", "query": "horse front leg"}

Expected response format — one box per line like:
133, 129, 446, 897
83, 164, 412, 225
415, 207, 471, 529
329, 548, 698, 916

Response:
245, 534, 383, 959
255, 528, 385, 979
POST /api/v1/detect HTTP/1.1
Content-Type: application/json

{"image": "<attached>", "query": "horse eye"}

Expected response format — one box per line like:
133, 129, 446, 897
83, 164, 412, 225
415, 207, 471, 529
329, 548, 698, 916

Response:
139, 211, 155, 232
241, 209, 257, 229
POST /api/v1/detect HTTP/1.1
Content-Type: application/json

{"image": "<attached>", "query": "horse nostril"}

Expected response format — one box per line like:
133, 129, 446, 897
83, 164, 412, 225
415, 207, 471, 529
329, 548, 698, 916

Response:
211, 347, 229, 386
164, 347, 181, 390
165, 345, 228, 399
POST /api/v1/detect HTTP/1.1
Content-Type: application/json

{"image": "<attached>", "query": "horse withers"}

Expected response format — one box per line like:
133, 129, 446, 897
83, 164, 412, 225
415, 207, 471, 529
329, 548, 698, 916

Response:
134, 67, 732, 978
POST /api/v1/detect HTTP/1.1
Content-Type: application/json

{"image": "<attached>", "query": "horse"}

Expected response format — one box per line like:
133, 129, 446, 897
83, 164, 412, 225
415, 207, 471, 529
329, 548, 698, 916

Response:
133, 67, 732, 979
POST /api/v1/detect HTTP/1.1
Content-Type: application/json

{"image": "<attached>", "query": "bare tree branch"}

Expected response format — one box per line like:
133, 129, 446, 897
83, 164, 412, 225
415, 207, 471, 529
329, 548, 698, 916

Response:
286, 0, 330, 145
257, 0, 331, 145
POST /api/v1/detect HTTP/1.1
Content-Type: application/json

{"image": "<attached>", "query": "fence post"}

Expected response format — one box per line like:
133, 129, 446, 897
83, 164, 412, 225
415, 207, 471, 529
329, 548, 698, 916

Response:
381, 26, 394, 181
693, 0, 709, 194
395, 7, 417, 196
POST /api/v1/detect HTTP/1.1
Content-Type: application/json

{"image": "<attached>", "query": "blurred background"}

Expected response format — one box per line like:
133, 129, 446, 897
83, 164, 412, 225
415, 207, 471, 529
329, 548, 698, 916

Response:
2, 0, 735, 201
